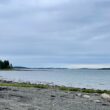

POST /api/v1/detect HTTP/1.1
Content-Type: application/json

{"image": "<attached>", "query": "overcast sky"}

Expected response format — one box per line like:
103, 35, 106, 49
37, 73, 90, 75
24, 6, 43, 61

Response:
0, 0, 110, 67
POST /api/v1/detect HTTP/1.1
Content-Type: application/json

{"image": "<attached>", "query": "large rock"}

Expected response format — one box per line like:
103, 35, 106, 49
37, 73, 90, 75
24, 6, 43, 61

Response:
82, 95, 90, 99
101, 93, 110, 101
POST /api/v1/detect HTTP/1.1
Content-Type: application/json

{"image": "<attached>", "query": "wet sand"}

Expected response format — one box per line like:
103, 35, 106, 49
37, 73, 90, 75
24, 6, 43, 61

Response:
0, 87, 109, 110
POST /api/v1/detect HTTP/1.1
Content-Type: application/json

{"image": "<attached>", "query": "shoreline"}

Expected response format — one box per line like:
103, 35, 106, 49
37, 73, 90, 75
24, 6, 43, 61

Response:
0, 69, 110, 91
0, 80, 110, 109
0, 79, 110, 94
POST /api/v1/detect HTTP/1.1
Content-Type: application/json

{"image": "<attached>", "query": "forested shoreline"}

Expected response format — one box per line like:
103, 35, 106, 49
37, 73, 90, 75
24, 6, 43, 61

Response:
0, 60, 12, 69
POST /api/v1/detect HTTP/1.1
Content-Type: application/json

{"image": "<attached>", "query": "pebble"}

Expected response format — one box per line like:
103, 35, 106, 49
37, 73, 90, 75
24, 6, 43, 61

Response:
102, 103, 109, 106
94, 100, 101, 103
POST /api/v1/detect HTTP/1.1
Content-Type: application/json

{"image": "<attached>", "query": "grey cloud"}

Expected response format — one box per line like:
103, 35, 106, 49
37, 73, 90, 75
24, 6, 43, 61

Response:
0, 0, 110, 67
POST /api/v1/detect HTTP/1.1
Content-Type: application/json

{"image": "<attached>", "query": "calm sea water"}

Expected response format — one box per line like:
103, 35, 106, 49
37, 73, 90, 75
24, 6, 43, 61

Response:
0, 69, 110, 90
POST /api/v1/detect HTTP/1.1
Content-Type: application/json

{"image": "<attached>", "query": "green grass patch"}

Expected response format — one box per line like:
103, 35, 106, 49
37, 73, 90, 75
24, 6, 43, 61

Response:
0, 82, 49, 89
0, 81, 110, 94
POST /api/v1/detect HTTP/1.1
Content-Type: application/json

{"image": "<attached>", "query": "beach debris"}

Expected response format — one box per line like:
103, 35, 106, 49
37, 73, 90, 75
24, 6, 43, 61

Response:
101, 93, 110, 101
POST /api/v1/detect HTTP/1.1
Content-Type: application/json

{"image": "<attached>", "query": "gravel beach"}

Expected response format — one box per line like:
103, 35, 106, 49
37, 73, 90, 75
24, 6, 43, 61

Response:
0, 87, 109, 110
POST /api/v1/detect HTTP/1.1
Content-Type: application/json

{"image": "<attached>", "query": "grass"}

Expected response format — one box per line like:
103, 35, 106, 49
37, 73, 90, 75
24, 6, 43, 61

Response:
58, 86, 110, 94
0, 82, 49, 89
0, 81, 110, 94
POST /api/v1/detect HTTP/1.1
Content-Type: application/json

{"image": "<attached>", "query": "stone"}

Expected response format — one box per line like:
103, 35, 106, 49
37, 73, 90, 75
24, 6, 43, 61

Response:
94, 100, 101, 103
101, 93, 110, 101
82, 95, 90, 99
102, 103, 109, 106
76, 93, 82, 97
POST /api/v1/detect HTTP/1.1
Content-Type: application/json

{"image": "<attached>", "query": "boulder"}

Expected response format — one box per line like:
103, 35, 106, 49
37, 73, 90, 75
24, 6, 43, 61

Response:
101, 93, 110, 101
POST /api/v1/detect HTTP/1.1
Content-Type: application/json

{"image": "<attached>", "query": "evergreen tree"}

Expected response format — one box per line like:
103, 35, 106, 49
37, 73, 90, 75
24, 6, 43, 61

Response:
0, 60, 12, 69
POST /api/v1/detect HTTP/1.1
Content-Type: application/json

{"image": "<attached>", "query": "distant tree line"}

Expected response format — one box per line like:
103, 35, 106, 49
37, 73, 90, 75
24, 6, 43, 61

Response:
0, 60, 12, 69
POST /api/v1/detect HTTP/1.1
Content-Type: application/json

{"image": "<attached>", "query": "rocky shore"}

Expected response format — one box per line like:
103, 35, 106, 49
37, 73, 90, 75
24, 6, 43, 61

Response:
0, 86, 109, 110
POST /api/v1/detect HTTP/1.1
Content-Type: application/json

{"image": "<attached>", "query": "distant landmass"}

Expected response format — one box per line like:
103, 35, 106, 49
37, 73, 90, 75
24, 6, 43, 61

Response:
1, 61, 110, 70
13, 66, 110, 71
13, 66, 30, 69
76, 68, 110, 70
98, 68, 110, 70
13, 66, 68, 70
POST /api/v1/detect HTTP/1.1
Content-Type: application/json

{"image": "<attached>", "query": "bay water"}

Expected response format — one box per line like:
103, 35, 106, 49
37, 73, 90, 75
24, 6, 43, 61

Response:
0, 69, 110, 90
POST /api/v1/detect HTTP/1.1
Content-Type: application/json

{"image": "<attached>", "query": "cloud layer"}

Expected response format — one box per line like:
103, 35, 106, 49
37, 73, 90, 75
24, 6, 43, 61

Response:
0, 0, 110, 67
